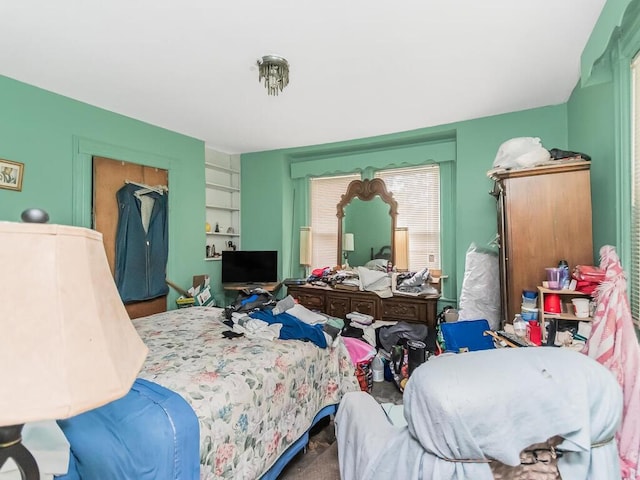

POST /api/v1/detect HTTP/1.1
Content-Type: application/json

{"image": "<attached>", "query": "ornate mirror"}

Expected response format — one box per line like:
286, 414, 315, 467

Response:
336, 178, 398, 266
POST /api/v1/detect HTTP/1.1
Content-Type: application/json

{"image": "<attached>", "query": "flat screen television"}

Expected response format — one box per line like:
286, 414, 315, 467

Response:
221, 250, 278, 284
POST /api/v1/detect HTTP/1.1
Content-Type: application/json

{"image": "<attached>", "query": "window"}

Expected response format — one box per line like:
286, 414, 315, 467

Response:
310, 174, 360, 268
631, 54, 640, 326
376, 165, 441, 271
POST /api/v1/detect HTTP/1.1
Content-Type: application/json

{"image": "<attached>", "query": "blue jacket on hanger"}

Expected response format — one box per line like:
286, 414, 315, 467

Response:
115, 183, 169, 303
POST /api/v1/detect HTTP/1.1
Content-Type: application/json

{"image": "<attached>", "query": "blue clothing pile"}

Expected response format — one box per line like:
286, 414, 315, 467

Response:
249, 309, 328, 348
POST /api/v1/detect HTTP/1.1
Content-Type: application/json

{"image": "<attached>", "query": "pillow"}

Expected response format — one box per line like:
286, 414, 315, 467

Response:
364, 259, 388, 271
287, 303, 327, 325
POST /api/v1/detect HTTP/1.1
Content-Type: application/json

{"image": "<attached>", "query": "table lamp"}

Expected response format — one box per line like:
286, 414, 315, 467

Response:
0, 215, 148, 479
299, 226, 312, 277
394, 227, 409, 271
343, 233, 354, 268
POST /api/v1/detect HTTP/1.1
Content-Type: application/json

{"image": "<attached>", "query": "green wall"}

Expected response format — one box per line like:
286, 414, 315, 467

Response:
0, 75, 217, 308
453, 105, 568, 285
568, 0, 640, 273
568, 81, 617, 256
3, 0, 632, 312
241, 105, 568, 305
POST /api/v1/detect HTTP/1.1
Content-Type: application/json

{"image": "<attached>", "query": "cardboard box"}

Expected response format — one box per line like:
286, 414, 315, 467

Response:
173, 275, 215, 307
189, 275, 215, 307
192, 274, 209, 290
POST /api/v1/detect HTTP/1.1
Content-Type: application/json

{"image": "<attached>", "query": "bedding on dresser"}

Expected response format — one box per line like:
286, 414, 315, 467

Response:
133, 306, 359, 480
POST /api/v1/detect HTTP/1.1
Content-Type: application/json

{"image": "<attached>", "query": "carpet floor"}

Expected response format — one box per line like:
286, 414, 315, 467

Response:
277, 416, 337, 479
278, 380, 402, 479
284, 441, 340, 480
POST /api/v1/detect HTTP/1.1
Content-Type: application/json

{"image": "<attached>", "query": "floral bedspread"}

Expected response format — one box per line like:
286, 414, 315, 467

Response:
133, 307, 359, 479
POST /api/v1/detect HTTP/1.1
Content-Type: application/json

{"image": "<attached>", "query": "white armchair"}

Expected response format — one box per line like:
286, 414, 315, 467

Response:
336, 347, 622, 480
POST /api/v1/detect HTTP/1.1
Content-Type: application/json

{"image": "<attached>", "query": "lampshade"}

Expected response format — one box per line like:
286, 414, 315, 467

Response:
343, 233, 355, 252
394, 227, 409, 271
257, 55, 290, 96
299, 226, 312, 267
0, 222, 148, 426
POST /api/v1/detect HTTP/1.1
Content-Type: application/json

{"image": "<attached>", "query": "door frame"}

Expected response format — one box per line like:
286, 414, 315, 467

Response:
71, 136, 178, 310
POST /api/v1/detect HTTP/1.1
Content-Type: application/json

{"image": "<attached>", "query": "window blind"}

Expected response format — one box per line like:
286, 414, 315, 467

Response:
375, 165, 441, 271
310, 174, 360, 269
631, 55, 640, 326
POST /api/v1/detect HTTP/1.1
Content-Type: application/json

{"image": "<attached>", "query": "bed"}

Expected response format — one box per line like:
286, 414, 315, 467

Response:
59, 306, 359, 479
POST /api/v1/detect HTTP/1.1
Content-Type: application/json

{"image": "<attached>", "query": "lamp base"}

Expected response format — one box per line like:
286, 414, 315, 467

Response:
0, 424, 39, 480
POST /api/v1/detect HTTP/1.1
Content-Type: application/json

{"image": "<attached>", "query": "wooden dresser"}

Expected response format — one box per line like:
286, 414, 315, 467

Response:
286, 284, 439, 330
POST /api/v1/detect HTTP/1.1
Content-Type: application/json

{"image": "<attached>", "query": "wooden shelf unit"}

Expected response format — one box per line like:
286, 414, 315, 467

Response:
537, 286, 593, 342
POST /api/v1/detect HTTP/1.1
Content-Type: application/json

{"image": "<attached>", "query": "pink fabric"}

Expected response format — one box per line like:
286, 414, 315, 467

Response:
342, 337, 376, 364
583, 245, 640, 479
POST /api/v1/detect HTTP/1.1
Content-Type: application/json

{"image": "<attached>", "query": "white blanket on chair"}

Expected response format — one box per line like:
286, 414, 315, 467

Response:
336, 347, 622, 480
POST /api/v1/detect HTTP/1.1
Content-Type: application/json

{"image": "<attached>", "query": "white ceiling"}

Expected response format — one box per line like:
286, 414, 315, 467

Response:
0, 1, 606, 154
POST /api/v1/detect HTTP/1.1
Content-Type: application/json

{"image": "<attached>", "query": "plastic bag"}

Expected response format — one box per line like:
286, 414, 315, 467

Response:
457, 243, 501, 330
493, 137, 551, 169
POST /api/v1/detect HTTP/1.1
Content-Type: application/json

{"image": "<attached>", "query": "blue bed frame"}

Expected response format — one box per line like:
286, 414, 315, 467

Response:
261, 404, 338, 479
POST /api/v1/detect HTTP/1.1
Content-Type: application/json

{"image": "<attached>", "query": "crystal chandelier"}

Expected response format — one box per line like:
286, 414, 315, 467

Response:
257, 55, 289, 96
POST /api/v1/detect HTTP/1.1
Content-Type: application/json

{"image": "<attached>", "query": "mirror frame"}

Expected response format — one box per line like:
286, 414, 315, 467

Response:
336, 178, 398, 266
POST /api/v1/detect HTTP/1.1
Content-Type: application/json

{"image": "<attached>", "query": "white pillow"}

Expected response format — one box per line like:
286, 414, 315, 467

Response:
364, 259, 389, 271
288, 303, 327, 325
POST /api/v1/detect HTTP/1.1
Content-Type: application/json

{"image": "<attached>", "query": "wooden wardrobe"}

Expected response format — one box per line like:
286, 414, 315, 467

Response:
490, 161, 594, 325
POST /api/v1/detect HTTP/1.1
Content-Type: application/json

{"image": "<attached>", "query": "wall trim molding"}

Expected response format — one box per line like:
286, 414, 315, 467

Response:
70, 137, 180, 298
71, 136, 176, 227
290, 137, 456, 179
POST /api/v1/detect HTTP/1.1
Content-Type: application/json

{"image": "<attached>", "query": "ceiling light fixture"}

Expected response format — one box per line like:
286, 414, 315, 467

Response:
257, 55, 289, 96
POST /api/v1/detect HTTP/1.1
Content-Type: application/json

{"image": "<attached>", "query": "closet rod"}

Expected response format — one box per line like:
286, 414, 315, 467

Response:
125, 180, 168, 194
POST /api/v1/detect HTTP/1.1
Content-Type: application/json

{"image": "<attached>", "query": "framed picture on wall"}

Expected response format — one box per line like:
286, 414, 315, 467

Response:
0, 159, 24, 191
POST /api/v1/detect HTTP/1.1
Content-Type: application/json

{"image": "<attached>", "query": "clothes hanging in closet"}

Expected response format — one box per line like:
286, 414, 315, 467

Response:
115, 183, 169, 303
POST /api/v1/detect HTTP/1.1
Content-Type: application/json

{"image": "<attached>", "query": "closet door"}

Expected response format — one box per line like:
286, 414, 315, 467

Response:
93, 156, 168, 319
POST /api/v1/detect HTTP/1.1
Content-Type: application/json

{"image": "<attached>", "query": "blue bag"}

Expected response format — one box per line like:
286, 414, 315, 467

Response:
439, 319, 495, 353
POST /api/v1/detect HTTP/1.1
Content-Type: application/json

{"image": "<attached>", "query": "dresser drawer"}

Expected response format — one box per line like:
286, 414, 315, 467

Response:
381, 298, 427, 323
295, 292, 325, 311
287, 284, 437, 329
350, 297, 378, 318
326, 293, 350, 319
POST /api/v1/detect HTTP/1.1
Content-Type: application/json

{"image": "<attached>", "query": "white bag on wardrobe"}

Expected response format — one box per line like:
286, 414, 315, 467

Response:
493, 137, 550, 169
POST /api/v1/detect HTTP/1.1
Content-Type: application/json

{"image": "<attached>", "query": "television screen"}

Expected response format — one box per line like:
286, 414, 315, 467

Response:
221, 250, 278, 284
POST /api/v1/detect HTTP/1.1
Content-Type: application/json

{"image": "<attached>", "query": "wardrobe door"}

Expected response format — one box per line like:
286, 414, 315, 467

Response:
93, 156, 168, 319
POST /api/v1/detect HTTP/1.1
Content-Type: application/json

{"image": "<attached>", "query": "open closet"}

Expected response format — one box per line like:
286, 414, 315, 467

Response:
93, 156, 169, 319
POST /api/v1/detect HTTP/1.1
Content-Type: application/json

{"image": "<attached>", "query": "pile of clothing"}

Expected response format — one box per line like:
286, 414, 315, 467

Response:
306, 265, 438, 299
223, 289, 343, 348
394, 268, 438, 296
572, 265, 606, 295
